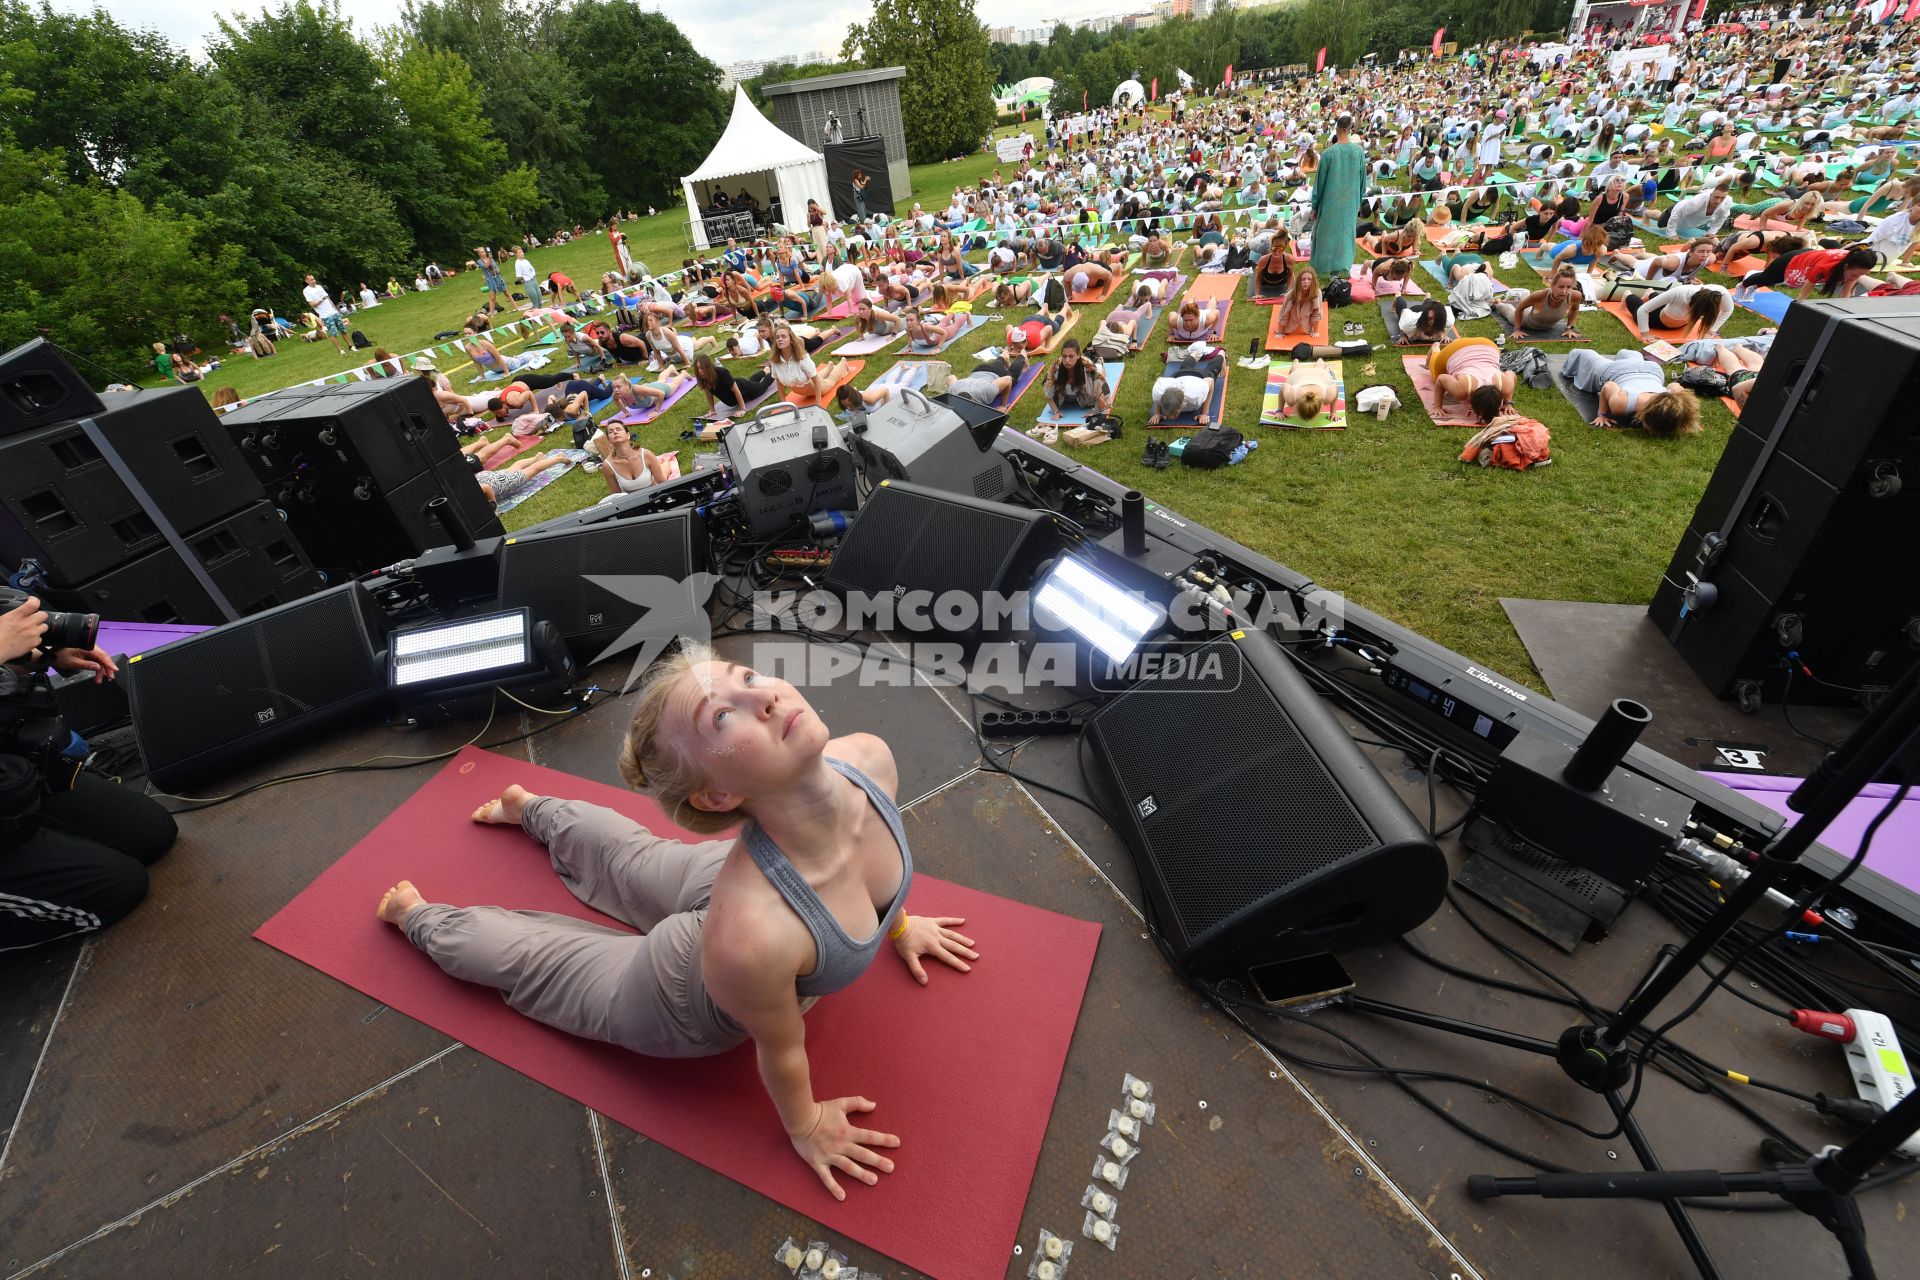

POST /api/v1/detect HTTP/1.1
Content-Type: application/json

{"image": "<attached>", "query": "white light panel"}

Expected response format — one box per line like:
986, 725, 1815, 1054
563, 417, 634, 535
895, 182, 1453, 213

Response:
1033, 557, 1160, 663
391, 612, 530, 687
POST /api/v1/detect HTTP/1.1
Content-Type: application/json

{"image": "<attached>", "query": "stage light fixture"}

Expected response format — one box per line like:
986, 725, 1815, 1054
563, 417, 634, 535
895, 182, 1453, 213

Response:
1032, 555, 1163, 664
387, 608, 574, 710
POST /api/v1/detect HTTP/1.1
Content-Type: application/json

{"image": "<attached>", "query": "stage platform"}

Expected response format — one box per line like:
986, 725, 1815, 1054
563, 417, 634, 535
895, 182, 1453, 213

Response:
1, 629, 1913, 1280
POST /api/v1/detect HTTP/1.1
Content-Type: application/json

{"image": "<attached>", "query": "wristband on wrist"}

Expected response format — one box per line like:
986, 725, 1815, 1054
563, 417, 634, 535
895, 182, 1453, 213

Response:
888, 913, 912, 941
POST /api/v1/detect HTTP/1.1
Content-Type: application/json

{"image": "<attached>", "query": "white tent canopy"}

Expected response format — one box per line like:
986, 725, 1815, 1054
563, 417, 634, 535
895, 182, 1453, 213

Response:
682, 86, 833, 250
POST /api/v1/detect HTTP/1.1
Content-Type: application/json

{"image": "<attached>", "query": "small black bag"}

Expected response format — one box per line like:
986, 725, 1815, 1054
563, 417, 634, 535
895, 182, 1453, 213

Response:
1181, 424, 1243, 469
350, 329, 372, 349
1323, 276, 1353, 307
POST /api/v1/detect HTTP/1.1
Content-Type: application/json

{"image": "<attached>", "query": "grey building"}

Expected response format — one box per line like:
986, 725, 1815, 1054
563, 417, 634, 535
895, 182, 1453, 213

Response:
762, 67, 912, 205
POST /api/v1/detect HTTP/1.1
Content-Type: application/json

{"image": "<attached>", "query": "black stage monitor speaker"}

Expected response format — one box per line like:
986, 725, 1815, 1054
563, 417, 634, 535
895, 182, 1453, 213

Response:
822, 481, 1059, 648
1649, 298, 1920, 704
125, 581, 389, 791
0, 338, 104, 438
49, 502, 325, 624
497, 508, 711, 662
1084, 631, 1447, 979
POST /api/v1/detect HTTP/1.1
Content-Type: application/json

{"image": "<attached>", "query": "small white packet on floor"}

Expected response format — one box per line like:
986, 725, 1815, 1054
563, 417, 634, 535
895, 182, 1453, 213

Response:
774, 1237, 806, 1273
1027, 1227, 1073, 1280
1092, 1153, 1130, 1189
1099, 1131, 1139, 1164
1080, 1182, 1119, 1220
1082, 1210, 1121, 1250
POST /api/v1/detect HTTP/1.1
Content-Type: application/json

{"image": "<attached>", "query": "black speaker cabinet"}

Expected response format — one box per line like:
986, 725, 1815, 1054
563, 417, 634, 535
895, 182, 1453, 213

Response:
275, 451, 504, 578
221, 378, 450, 498
125, 581, 389, 790
49, 502, 326, 624
497, 508, 711, 662
1085, 631, 1446, 979
822, 481, 1059, 648
1650, 299, 1920, 703
0, 338, 104, 438
0, 390, 267, 586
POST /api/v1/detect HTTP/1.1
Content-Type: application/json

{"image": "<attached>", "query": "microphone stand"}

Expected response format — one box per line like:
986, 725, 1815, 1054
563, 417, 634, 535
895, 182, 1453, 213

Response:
1339, 657, 1920, 1280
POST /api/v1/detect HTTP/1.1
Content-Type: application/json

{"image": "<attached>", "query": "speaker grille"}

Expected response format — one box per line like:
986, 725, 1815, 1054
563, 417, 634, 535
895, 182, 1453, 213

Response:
825, 482, 1049, 603
1091, 640, 1376, 939
498, 513, 699, 649
128, 585, 382, 775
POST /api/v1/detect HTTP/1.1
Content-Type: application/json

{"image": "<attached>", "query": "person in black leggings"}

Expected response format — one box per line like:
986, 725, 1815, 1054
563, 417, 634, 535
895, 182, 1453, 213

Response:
693, 354, 773, 418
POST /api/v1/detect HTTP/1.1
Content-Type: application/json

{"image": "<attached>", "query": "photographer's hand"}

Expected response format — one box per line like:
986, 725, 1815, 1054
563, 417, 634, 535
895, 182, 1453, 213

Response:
0, 595, 48, 665
50, 646, 117, 685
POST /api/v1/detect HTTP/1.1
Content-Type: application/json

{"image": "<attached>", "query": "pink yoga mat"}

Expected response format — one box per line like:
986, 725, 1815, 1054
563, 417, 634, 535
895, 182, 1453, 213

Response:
255, 747, 1099, 1280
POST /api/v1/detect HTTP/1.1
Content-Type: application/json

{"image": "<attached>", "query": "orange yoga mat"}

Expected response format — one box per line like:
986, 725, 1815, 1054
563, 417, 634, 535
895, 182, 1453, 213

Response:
256, 747, 1101, 1280
1595, 297, 1696, 341
1266, 303, 1331, 349
1186, 273, 1244, 302
784, 357, 866, 406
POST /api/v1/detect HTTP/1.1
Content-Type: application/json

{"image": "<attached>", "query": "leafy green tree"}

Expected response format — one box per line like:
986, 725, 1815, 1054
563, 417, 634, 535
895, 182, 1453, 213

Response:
551, 0, 724, 209
384, 42, 541, 249
843, 0, 996, 162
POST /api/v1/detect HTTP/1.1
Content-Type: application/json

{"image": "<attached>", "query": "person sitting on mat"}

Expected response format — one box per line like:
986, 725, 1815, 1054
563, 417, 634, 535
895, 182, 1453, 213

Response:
1496, 266, 1585, 338
1426, 336, 1516, 417
1167, 298, 1221, 343
1271, 267, 1323, 339
376, 649, 977, 1201
1559, 348, 1701, 435
1626, 283, 1734, 341
766, 320, 850, 402
1040, 339, 1112, 422
1280, 343, 1341, 425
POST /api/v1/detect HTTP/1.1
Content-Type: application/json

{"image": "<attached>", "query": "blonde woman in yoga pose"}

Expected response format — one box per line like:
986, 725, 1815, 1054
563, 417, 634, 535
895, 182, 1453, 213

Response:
376, 648, 979, 1200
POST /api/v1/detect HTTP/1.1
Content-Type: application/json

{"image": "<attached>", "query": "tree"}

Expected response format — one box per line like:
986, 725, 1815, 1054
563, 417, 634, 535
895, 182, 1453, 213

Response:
843, 0, 996, 162
551, 0, 725, 210
383, 42, 541, 249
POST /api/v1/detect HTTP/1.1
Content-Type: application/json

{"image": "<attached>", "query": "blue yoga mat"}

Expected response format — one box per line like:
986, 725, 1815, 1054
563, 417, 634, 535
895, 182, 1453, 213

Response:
1740, 289, 1792, 323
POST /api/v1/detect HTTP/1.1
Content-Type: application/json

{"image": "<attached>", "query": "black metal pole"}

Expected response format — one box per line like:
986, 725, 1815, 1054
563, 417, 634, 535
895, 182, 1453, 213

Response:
1610, 1090, 1722, 1280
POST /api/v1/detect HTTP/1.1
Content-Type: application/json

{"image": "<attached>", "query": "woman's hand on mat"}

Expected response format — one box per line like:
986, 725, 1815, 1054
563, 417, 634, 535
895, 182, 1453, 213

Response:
789, 1096, 899, 1201
893, 915, 978, 985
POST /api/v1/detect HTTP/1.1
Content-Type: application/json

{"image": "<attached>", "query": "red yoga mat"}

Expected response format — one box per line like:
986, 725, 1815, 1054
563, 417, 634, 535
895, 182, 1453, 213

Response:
256, 746, 1100, 1280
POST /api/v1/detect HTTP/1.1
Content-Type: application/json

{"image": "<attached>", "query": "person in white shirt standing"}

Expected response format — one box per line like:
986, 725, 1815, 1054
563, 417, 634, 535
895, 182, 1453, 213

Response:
301, 274, 349, 355
512, 248, 539, 311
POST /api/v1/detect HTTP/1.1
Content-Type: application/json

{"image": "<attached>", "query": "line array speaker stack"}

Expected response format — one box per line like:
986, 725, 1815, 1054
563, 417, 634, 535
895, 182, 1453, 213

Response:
0, 342, 324, 624
219, 378, 503, 580
1649, 298, 1920, 706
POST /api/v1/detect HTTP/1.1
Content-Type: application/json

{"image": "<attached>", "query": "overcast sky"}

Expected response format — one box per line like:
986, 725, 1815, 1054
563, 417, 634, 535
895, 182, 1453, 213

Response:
47, 0, 1120, 67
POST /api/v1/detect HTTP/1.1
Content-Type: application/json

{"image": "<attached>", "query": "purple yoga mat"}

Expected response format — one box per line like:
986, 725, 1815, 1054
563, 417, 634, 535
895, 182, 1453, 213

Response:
1700, 772, 1920, 899
95, 620, 212, 658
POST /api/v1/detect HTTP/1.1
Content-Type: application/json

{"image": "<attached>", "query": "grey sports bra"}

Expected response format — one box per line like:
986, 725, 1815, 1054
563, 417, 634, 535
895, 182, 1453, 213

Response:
742, 758, 913, 998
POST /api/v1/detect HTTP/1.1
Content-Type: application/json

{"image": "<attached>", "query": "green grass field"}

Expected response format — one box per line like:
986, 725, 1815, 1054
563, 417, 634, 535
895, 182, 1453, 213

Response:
180, 115, 1779, 693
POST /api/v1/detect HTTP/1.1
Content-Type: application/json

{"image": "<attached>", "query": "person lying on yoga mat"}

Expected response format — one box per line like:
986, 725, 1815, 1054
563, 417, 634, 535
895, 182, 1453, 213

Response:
1141, 229, 1174, 267
1496, 267, 1586, 338
1633, 241, 1718, 285
1426, 336, 1516, 416
993, 278, 1034, 309
1167, 299, 1221, 343
592, 420, 674, 495
376, 647, 979, 1202
1394, 297, 1454, 344
850, 300, 903, 338
1739, 244, 1879, 299
1041, 340, 1111, 421
937, 353, 1027, 408
755, 317, 830, 357
904, 307, 970, 350
460, 431, 533, 469
1272, 267, 1324, 339
468, 447, 575, 508
1560, 348, 1701, 435
1064, 262, 1113, 299
1523, 196, 1584, 245
1627, 283, 1735, 340
1147, 351, 1221, 427
1086, 302, 1145, 360
609, 371, 694, 415
1280, 344, 1341, 425
766, 322, 850, 402
497, 374, 613, 417
779, 283, 829, 321
693, 356, 773, 420
460, 327, 539, 378
1548, 224, 1613, 271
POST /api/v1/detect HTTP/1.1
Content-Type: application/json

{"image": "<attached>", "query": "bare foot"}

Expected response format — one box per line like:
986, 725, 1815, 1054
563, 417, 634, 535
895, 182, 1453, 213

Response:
472, 784, 534, 826
377, 881, 424, 925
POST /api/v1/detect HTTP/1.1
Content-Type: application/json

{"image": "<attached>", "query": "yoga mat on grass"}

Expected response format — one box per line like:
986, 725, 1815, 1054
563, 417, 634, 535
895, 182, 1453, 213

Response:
1068, 272, 1125, 305
1244, 273, 1286, 305
837, 329, 906, 357
254, 746, 1099, 1280
1265, 303, 1331, 349
1545, 351, 1606, 425
1126, 273, 1189, 345
1167, 298, 1232, 343
609, 377, 697, 425
1037, 361, 1124, 425
1733, 213, 1804, 233
872, 362, 933, 392
1400, 355, 1482, 426
1149, 366, 1229, 428
713, 380, 779, 420
1187, 273, 1243, 302
1739, 288, 1793, 323
1378, 297, 1457, 345
784, 358, 866, 407
1593, 297, 1693, 342
490, 448, 592, 515
1260, 363, 1345, 429
906, 314, 990, 355
992, 360, 1046, 412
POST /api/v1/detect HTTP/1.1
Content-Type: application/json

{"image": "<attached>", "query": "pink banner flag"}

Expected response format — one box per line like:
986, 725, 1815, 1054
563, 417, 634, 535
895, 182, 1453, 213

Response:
1432, 27, 1446, 56
1151, 76, 1158, 101
1314, 47, 1326, 73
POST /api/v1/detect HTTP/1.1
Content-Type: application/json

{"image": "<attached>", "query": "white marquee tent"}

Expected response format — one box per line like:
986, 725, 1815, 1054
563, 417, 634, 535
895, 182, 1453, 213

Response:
682, 86, 833, 250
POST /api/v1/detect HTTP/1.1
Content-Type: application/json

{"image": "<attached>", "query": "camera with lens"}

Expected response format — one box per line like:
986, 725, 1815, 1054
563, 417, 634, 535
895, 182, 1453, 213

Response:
0, 587, 100, 655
